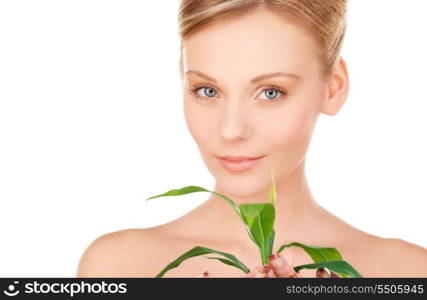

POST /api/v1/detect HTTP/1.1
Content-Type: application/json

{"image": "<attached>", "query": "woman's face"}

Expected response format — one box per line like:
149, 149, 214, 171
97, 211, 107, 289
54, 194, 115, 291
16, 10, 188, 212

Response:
181, 9, 330, 199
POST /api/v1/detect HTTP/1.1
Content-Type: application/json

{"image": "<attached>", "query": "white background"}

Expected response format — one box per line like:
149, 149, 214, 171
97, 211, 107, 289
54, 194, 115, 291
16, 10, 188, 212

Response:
0, 0, 426, 277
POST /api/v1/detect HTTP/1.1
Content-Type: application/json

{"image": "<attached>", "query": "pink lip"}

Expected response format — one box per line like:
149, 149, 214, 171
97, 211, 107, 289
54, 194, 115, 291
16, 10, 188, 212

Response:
216, 155, 265, 172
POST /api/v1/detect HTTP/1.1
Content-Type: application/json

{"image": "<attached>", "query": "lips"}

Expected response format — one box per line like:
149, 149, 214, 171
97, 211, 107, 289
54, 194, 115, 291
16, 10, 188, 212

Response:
216, 155, 265, 172
218, 155, 265, 161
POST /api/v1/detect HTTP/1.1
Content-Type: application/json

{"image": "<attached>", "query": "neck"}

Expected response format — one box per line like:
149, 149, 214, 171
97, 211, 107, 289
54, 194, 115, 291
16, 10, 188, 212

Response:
196, 161, 322, 248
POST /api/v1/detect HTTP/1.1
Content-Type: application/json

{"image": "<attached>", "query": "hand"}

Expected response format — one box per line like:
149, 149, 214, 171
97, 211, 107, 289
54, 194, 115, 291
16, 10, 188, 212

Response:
197, 265, 283, 278
316, 268, 341, 278
265, 252, 299, 278
268, 252, 341, 278
241, 263, 297, 278
197, 252, 297, 278
197, 252, 341, 278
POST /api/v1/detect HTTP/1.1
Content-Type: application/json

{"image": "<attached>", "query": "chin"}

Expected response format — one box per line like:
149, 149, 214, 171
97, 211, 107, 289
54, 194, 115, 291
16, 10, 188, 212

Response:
214, 172, 269, 200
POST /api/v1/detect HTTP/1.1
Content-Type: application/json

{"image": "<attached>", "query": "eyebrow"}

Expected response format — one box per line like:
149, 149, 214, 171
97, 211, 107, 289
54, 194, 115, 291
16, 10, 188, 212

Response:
184, 70, 301, 83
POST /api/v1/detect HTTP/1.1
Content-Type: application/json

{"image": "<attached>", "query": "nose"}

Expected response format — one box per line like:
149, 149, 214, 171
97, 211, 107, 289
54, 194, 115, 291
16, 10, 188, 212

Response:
219, 100, 251, 142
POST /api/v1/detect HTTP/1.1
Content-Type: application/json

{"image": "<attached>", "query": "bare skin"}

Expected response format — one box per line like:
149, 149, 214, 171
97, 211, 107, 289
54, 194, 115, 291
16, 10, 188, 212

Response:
76, 219, 427, 278
76, 162, 427, 278
77, 9, 427, 278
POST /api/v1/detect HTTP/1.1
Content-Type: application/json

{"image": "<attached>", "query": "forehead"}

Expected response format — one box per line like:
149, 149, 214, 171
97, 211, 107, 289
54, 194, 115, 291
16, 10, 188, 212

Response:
182, 9, 317, 81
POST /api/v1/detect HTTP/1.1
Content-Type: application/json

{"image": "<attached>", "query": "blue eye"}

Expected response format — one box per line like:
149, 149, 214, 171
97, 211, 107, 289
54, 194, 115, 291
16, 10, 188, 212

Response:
198, 87, 217, 98
188, 85, 288, 102
259, 87, 287, 102
188, 85, 217, 100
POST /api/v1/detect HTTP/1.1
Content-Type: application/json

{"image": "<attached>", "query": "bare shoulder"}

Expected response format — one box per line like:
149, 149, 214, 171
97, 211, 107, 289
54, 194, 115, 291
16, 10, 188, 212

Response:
383, 238, 427, 277
357, 235, 427, 277
76, 228, 161, 277
335, 225, 427, 277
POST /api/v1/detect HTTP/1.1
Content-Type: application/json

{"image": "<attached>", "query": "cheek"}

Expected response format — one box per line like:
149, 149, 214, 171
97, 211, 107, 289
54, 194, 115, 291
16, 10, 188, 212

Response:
256, 102, 318, 181
183, 97, 214, 146
258, 103, 316, 151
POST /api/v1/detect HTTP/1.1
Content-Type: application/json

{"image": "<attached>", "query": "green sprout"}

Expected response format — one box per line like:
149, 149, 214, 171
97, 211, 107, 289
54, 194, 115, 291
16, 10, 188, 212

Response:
145, 166, 363, 278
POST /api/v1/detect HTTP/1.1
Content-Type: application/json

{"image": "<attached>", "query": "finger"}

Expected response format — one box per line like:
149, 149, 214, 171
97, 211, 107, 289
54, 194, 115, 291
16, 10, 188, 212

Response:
267, 270, 276, 278
330, 271, 341, 278
268, 253, 295, 278
281, 250, 295, 267
316, 268, 341, 278
254, 270, 267, 278
316, 268, 331, 278
241, 266, 263, 278
254, 266, 268, 278
282, 251, 299, 277
197, 270, 209, 278
265, 265, 277, 278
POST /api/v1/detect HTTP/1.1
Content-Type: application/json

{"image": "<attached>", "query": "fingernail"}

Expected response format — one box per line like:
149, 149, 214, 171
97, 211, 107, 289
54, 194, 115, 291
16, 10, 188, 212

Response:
316, 268, 325, 277
316, 268, 330, 278
268, 254, 278, 261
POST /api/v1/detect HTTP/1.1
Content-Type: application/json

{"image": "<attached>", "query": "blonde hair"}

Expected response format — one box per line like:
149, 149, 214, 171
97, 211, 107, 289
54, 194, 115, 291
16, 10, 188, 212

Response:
178, 0, 348, 79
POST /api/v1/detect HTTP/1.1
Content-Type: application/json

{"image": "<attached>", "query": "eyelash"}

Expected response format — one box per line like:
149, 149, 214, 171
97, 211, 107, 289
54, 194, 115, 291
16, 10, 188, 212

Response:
187, 84, 288, 103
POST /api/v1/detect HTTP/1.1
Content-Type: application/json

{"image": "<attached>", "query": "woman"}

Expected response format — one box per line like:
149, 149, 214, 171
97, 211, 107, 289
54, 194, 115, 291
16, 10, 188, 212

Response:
77, 0, 427, 278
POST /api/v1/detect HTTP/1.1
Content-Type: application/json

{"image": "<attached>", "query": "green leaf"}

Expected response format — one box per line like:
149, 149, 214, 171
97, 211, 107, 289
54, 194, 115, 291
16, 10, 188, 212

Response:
268, 165, 277, 205
204, 256, 250, 272
266, 229, 275, 258
146, 185, 207, 200
278, 242, 343, 263
146, 183, 279, 270
155, 246, 250, 278
240, 203, 275, 265
293, 260, 363, 278
146, 185, 244, 223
